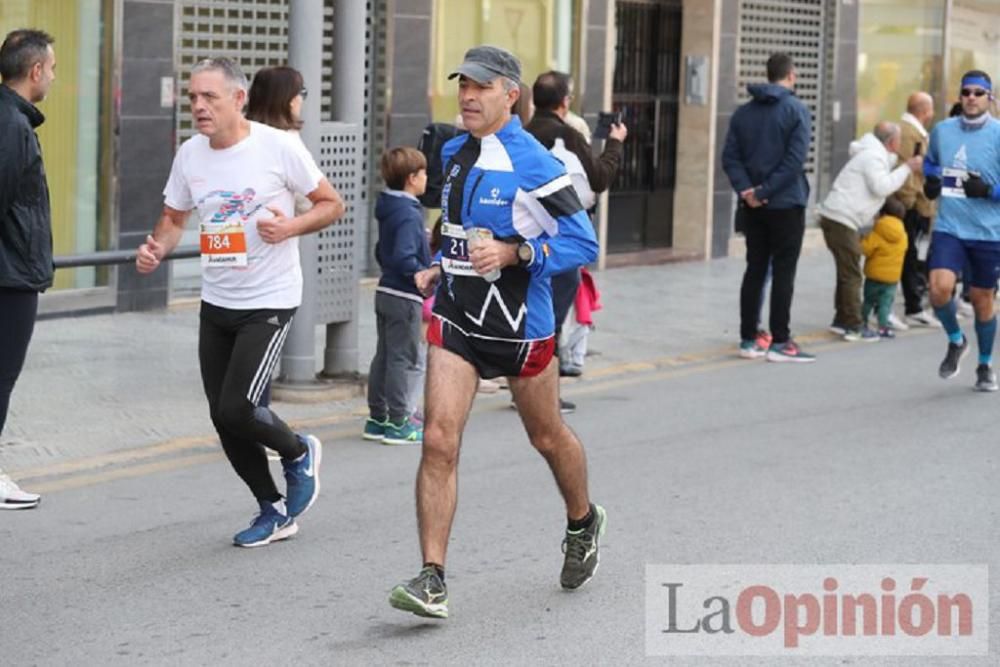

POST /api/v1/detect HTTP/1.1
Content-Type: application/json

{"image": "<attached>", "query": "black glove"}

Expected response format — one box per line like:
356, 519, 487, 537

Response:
923, 176, 941, 200
963, 173, 993, 199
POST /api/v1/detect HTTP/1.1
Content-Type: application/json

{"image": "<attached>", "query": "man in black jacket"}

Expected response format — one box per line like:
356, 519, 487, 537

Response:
525, 70, 626, 410
0, 29, 56, 510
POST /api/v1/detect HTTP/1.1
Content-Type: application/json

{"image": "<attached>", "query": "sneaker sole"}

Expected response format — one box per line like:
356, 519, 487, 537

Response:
234, 520, 299, 548
293, 435, 323, 518
362, 432, 385, 441
766, 352, 816, 363
738, 349, 766, 359
0, 499, 40, 510
939, 345, 970, 380
381, 437, 422, 446
562, 505, 607, 590
974, 384, 999, 392
388, 586, 448, 618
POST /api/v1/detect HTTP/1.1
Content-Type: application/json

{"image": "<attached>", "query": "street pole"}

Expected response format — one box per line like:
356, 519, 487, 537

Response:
279, 0, 324, 383
323, 0, 366, 377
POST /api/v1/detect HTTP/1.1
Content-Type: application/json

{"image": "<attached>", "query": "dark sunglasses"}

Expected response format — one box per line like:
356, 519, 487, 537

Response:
961, 88, 988, 98
299, 87, 308, 99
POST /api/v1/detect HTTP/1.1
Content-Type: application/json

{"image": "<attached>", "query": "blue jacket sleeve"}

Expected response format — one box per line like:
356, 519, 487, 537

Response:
924, 127, 942, 179
389, 206, 430, 277
517, 152, 598, 279
757, 103, 811, 201
721, 113, 752, 193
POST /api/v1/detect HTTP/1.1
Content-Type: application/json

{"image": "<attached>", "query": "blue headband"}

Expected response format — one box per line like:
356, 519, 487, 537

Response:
961, 76, 992, 92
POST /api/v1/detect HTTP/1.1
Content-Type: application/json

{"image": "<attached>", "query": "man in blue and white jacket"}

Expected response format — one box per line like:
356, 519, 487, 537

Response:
388, 45, 605, 620
923, 70, 1000, 391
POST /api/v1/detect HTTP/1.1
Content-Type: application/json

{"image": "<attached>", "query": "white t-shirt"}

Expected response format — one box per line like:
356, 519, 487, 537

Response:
163, 121, 324, 309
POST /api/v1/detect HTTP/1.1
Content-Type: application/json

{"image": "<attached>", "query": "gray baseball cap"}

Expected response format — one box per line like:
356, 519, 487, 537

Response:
448, 45, 521, 85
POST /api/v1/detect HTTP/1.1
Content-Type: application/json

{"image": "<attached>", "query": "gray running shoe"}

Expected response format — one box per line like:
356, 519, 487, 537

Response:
939, 336, 969, 379
974, 364, 998, 392
560, 504, 607, 590
389, 567, 448, 619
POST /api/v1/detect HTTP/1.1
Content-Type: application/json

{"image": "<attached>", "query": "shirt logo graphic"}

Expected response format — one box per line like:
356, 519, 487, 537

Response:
478, 186, 510, 207
198, 188, 263, 224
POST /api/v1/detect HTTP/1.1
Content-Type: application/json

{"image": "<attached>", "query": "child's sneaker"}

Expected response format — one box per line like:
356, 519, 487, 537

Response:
382, 417, 423, 445
362, 417, 388, 441
878, 326, 895, 339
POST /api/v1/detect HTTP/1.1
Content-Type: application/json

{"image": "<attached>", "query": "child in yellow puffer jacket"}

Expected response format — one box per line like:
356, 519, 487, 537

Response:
860, 196, 908, 339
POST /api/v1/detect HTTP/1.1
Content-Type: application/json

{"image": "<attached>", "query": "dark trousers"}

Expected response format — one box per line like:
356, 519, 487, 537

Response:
863, 278, 897, 328
368, 292, 423, 423
739, 207, 805, 343
901, 209, 930, 314
819, 217, 863, 329
0, 289, 39, 436
199, 301, 305, 503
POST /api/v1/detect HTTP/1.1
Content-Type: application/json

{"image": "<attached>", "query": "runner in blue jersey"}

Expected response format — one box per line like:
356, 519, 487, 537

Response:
388, 45, 606, 620
923, 70, 1000, 391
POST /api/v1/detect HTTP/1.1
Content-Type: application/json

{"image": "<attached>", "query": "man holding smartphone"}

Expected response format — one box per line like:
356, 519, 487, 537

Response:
896, 91, 939, 328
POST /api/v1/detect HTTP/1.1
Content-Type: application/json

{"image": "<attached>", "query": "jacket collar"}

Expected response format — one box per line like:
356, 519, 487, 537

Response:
532, 108, 566, 124
0, 83, 45, 128
900, 112, 928, 139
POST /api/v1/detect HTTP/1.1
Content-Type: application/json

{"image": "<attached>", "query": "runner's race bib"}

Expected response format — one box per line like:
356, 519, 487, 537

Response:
440, 223, 490, 277
200, 221, 248, 267
942, 167, 969, 199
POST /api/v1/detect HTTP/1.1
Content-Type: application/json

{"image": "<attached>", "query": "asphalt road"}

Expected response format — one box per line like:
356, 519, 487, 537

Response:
3, 329, 998, 666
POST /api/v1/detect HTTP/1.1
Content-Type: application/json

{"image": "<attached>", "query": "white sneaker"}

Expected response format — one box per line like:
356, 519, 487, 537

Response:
958, 300, 974, 319
887, 312, 909, 331
905, 310, 942, 328
0, 470, 40, 510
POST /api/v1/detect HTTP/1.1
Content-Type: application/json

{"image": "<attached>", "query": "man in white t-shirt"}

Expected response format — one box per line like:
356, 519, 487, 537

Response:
136, 58, 344, 547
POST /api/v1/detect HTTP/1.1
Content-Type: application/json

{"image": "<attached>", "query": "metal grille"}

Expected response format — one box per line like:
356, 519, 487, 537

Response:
612, 0, 682, 192
316, 122, 363, 323
175, 1, 290, 145
737, 0, 826, 180
364, 0, 390, 276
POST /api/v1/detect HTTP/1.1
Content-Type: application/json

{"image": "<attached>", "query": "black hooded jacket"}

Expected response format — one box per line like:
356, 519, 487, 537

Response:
0, 83, 53, 291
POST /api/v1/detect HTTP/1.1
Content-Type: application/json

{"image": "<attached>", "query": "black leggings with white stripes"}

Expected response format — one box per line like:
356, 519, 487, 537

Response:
198, 301, 305, 503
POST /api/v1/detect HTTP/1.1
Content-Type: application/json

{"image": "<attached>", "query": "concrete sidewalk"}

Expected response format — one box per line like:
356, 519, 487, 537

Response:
3, 245, 844, 474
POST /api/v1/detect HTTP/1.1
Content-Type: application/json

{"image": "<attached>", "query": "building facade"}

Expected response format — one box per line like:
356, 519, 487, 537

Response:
5, 0, 998, 315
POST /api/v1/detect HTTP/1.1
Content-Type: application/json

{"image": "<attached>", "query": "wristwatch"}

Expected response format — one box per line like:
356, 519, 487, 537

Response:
516, 241, 535, 268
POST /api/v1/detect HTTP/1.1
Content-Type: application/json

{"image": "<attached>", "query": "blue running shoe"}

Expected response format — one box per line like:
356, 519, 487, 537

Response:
362, 417, 388, 441
233, 500, 297, 548
382, 418, 423, 445
283, 434, 322, 517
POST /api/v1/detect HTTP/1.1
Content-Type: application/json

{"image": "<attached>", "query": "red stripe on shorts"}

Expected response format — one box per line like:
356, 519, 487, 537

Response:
519, 336, 555, 377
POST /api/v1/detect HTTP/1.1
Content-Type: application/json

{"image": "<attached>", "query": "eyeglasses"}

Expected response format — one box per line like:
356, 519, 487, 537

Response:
961, 88, 988, 98
299, 87, 308, 100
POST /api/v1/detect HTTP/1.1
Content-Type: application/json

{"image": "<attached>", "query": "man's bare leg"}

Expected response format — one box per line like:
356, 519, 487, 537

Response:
417, 344, 479, 566
508, 358, 590, 520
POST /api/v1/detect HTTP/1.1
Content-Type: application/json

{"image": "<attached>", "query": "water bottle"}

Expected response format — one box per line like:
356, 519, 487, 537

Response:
467, 227, 501, 282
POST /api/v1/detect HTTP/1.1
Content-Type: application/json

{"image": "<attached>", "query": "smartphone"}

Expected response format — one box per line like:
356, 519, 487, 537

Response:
594, 111, 623, 139
914, 141, 922, 156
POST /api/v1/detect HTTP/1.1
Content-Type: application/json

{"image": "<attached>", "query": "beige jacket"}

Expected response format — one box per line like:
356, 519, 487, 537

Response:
895, 113, 935, 218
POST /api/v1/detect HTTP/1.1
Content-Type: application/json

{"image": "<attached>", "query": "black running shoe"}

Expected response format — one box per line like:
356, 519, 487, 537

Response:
974, 364, 998, 392
939, 336, 969, 379
389, 567, 448, 619
560, 504, 607, 589
560, 399, 576, 414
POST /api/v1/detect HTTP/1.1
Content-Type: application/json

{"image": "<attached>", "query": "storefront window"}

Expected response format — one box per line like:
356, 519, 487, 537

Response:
430, 0, 576, 123
0, 0, 112, 291
857, 0, 945, 135
947, 1, 1000, 105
